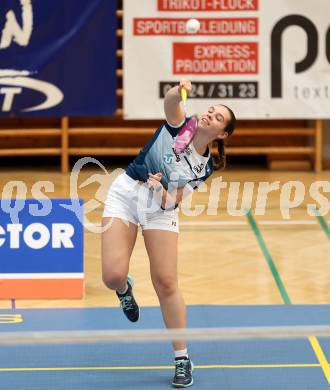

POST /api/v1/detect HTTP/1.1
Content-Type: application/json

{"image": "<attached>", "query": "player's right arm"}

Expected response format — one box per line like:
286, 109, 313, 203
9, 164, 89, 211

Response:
164, 79, 192, 126
147, 173, 191, 210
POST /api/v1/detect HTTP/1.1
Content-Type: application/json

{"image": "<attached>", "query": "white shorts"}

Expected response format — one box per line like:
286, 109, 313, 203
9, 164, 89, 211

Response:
103, 173, 179, 233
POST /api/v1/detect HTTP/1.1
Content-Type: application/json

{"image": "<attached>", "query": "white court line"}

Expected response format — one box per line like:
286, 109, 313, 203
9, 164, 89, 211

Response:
259, 220, 318, 225
84, 220, 330, 229
181, 221, 246, 226
181, 220, 321, 226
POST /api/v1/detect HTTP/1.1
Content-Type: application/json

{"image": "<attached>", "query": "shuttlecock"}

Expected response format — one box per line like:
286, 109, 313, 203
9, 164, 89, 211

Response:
186, 19, 200, 34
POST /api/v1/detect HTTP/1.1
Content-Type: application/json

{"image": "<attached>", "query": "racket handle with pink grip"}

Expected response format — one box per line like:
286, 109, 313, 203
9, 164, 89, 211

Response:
174, 116, 198, 153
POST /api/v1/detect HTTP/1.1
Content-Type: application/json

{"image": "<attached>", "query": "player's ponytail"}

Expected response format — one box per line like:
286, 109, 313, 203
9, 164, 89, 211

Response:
213, 139, 226, 170
212, 105, 236, 171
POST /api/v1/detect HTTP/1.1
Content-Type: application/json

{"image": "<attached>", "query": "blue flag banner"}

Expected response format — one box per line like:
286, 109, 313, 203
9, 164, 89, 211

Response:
0, 0, 117, 117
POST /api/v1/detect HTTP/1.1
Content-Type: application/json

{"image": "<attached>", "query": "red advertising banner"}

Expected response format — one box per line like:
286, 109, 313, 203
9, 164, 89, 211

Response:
157, 0, 259, 11
133, 18, 258, 36
173, 42, 258, 74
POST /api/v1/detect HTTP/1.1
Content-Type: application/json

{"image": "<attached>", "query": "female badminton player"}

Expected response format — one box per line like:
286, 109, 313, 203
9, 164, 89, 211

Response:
101, 79, 236, 388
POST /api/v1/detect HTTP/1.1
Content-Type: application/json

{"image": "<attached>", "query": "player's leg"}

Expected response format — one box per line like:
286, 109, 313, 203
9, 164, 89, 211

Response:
143, 229, 193, 387
101, 217, 137, 291
102, 217, 139, 322
143, 229, 186, 346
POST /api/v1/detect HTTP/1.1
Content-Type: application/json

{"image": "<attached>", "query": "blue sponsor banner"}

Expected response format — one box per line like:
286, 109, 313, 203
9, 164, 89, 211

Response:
0, 199, 83, 273
0, 0, 117, 117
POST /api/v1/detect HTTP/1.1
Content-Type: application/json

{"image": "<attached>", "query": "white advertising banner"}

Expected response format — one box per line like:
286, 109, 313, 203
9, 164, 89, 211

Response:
123, 0, 330, 119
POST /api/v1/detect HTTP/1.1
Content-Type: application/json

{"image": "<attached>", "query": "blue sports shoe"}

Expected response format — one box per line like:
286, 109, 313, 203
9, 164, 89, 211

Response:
116, 276, 139, 322
172, 358, 194, 388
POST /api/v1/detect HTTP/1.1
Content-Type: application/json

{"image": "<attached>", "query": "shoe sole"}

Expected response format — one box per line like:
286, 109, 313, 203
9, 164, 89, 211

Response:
171, 378, 194, 388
